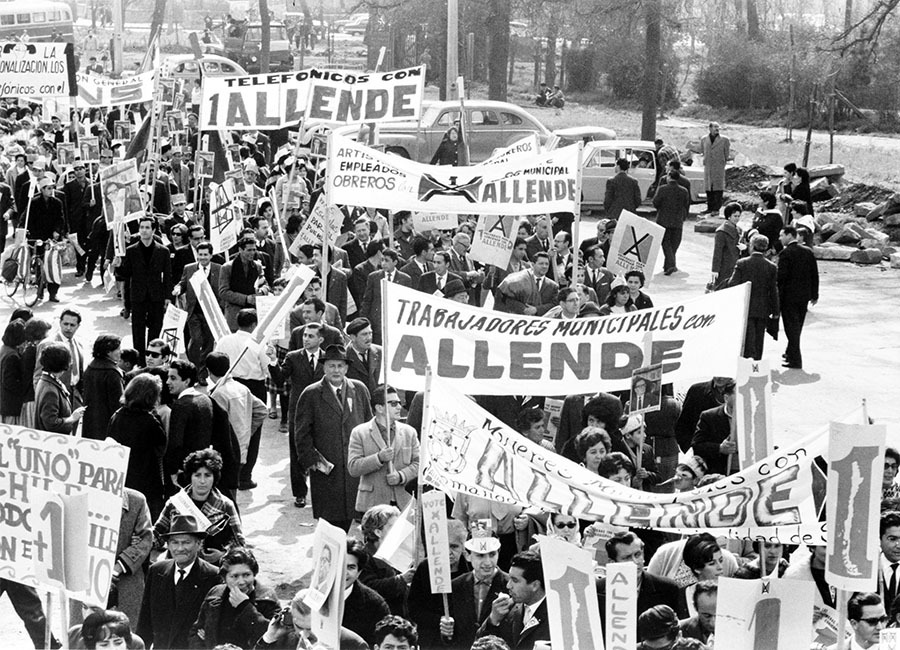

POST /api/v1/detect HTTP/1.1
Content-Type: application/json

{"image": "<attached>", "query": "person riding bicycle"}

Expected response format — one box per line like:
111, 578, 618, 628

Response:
26, 177, 66, 302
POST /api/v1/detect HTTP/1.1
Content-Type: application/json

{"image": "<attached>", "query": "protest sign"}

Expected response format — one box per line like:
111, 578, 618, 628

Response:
421, 490, 452, 594
251, 264, 314, 344
826, 421, 886, 592
30, 491, 90, 593
412, 211, 458, 232
0, 42, 75, 97
0, 424, 129, 606
469, 215, 519, 268
327, 134, 582, 216
480, 134, 542, 167
375, 498, 417, 571
735, 358, 774, 469
80, 137, 100, 164
421, 378, 859, 543
209, 179, 242, 254
716, 577, 815, 650
161, 304, 189, 354
199, 66, 424, 130
306, 519, 346, 650
539, 535, 604, 650
383, 282, 747, 395
629, 363, 662, 415
73, 70, 155, 108
607, 210, 665, 284
100, 159, 144, 227
605, 562, 636, 650
189, 269, 231, 341
289, 196, 343, 255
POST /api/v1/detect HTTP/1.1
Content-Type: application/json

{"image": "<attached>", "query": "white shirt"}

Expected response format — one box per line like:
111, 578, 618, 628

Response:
174, 561, 195, 584
214, 330, 270, 381
881, 553, 899, 591
523, 596, 545, 628
210, 377, 268, 462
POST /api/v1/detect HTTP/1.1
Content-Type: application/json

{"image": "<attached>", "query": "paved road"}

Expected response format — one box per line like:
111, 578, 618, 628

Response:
2, 213, 899, 644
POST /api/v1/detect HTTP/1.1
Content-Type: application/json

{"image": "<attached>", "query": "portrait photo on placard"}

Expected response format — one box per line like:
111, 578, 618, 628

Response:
113, 120, 132, 141
80, 137, 100, 163
57, 143, 75, 166
195, 151, 215, 178
166, 110, 185, 134
629, 362, 662, 414
309, 133, 327, 159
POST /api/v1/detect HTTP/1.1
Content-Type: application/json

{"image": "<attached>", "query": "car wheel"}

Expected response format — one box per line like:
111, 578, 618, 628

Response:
386, 146, 410, 159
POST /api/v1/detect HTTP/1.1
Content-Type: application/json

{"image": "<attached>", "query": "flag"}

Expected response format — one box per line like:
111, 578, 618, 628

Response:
374, 498, 417, 571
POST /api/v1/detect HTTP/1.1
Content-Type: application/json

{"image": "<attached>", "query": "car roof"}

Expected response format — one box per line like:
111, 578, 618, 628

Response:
554, 126, 617, 137
424, 100, 536, 111
161, 55, 248, 73
585, 139, 656, 149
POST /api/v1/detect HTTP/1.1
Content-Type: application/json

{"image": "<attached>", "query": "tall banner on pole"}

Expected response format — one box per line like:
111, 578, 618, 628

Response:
604, 562, 636, 650
189, 270, 231, 341
421, 490, 452, 594
716, 577, 815, 650
735, 357, 774, 469
540, 536, 605, 650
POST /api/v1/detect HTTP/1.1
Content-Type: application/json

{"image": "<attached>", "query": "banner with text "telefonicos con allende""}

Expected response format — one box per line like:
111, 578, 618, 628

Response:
383, 282, 748, 395
326, 134, 582, 216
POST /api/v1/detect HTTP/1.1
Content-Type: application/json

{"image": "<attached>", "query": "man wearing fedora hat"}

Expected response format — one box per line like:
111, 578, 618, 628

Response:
137, 514, 221, 649
295, 344, 373, 531
27, 176, 67, 302
63, 159, 98, 278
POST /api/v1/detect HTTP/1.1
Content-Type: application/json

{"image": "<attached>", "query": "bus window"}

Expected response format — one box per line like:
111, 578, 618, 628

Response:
34, 12, 47, 22
17, 13, 32, 23
0, 15, 13, 25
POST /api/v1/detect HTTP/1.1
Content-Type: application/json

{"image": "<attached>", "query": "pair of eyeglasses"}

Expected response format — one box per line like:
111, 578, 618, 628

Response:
386, 400, 401, 406
858, 616, 889, 626
555, 521, 577, 529
146, 350, 163, 358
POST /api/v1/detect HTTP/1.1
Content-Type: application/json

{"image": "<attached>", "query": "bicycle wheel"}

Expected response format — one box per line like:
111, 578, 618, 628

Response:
22, 258, 44, 307
3, 277, 19, 298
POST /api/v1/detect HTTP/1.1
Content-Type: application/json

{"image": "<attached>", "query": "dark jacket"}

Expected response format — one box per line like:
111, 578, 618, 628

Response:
751, 209, 784, 253
343, 581, 391, 646
345, 344, 382, 397
0, 344, 25, 416
359, 545, 407, 616
728, 252, 779, 319
652, 180, 690, 229
446, 570, 509, 650
81, 357, 124, 440
477, 599, 550, 650
604, 171, 642, 220
120, 239, 173, 303
597, 572, 685, 640
711, 219, 740, 289
27, 194, 66, 241
188, 581, 280, 649
690, 404, 732, 475
778, 241, 819, 305
34, 372, 74, 433
166, 390, 214, 475
674, 380, 723, 453
107, 406, 167, 517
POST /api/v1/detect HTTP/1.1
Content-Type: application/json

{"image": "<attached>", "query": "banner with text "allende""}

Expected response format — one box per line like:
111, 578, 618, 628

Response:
199, 66, 424, 130
383, 282, 748, 395
422, 378, 838, 543
327, 134, 582, 216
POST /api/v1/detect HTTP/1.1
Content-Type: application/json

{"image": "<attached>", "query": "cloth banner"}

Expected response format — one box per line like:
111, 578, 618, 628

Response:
0, 424, 129, 606
161, 303, 189, 354
735, 358, 774, 469
539, 535, 605, 650
199, 66, 424, 130
715, 577, 815, 650
383, 282, 748, 395
100, 159, 144, 228
289, 196, 343, 255
421, 490, 452, 594
469, 215, 519, 268
420, 379, 867, 543
209, 179, 242, 254
41, 71, 155, 109
604, 562, 636, 650
374, 497, 417, 571
189, 269, 231, 341
327, 134, 581, 216
480, 134, 542, 167
0, 41, 74, 97
251, 264, 314, 344
606, 210, 665, 285
825, 422, 886, 592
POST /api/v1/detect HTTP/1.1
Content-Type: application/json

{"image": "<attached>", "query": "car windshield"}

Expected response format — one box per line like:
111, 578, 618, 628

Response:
245, 25, 287, 40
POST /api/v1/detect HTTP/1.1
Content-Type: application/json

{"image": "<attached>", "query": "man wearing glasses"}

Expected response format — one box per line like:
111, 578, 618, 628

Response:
841, 592, 886, 650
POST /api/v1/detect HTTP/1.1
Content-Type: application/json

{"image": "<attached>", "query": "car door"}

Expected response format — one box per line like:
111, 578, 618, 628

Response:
581, 145, 617, 207
499, 109, 542, 147
467, 109, 501, 162
623, 146, 657, 201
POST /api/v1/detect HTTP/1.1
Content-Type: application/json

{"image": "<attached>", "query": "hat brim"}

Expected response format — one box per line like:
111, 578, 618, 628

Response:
464, 538, 502, 553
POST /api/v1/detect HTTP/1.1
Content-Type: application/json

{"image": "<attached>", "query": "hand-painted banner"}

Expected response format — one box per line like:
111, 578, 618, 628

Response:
469, 215, 519, 268
189, 269, 231, 341
0, 424, 129, 606
161, 304, 189, 354
826, 422, 886, 592
480, 134, 542, 167
735, 358, 774, 469
605, 562, 636, 650
421, 490, 452, 594
100, 159, 144, 228
411, 211, 458, 232
209, 179, 242, 254
420, 378, 858, 542
327, 134, 581, 216
30, 491, 90, 593
0, 42, 74, 97
374, 497, 417, 571
41, 71, 155, 109
716, 577, 815, 650
540, 536, 605, 650
384, 282, 747, 395
289, 196, 343, 255
199, 66, 424, 130
607, 210, 665, 285
251, 264, 314, 344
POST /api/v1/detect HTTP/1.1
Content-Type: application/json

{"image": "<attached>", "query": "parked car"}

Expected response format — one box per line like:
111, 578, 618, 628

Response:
160, 54, 248, 81
224, 22, 293, 73
334, 100, 553, 164
580, 140, 706, 210
334, 13, 369, 34
551, 126, 617, 148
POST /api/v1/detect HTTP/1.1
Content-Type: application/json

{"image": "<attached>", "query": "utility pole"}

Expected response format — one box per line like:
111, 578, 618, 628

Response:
446, 0, 458, 99
111, 0, 124, 74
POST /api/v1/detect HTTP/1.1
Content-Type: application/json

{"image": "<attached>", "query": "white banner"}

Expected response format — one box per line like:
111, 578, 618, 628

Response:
469, 215, 519, 268
209, 179, 242, 254
200, 66, 424, 130
327, 134, 581, 216
0, 424, 129, 606
735, 358, 774, 469
826, 422, 886, 592
161, 304, 189, 354
251, 264, 314, 344
607, 210, 665, 285
412, 211, 458, 232
384, 282, 748, 395
289, 196, 343, 256
540, 536, 605, 650
716, 577, 815, 650
100, 159, 144, 228
0, 42, 72, 96
480, 134, 542, 167
421, 490, 452, 594
374, 498, 417, 571
605, 562, 636, 650
420, 378, 855, 543
189, 269, 231, 341
42, 71, 155, 109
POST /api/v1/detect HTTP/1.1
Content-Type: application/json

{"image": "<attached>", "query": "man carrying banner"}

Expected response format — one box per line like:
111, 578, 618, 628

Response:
219, 236, 267, 332
496, 251, 558, 316
174, 241, 221, 383
63, 159, 99, 278
476, 550, 549, 650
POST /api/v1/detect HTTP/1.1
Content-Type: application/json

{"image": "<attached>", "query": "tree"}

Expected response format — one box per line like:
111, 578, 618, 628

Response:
486, 0, 510, 100
641, 0, 661, 140
260, 0, 271, 72
148, 0, 167, 49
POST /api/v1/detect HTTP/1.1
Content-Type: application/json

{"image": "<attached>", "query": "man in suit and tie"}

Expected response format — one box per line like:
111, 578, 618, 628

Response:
524, 217, 552, 263
342, 217, 373, 270
345, 318, 382, 396
417, 250, 462, 296
604, 158, 642, 220
440, 533, 509, 650
477, 551, 549, 650
361, 249, 412, 345
219, 236, 266, 333
880, 512, 900, 610
288, 298, 344, 352
496, 252, 559, 316
653, 171, 691, 275
548, 230, 574, 288
727, 234, 779, 360
777, 225, 819, 370
114, 215, 172, 359
584, 245, 615, 304
34, 308, 86, 407
400, 236, 434, 288
137, 514, 221, 649
690, 379, 737, 476
350, 240, 384, 316
448, 232, 485, 306
281, 322, 326, 508
173, 241, 221, 382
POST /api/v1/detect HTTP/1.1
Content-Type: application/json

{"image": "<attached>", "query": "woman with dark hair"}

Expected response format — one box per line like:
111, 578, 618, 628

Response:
35, 343, 85, 433
430, 125, 460, 166
624, 270, 653, 310
780, 166, 813, 219
575, 426, 612, 474
79, 609, 143, 649
598, 281, 636, 316
790, 200, 817, 247
680, 536, 725, 616
750, 190, 784, 255
82, 334, 125, 440
108, 373, 168, 519
0, 319, 27, 425
153, 448, 244, 564
188, 546, 279, 649
19, 318, 51, 427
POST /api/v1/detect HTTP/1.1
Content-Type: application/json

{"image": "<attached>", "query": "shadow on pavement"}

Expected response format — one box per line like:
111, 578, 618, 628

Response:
772, 369, 821, 386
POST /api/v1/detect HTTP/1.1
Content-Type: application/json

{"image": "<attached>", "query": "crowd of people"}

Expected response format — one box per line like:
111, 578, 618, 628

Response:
0, 95, 879, 650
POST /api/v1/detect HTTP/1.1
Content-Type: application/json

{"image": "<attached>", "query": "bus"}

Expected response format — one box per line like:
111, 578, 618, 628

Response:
0, 1, 75, 42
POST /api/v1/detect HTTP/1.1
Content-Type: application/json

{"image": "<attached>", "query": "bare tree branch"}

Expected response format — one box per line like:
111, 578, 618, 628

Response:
828, 0, 900, 55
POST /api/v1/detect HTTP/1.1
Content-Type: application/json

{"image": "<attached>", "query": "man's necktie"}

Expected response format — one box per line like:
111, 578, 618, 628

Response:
68, 339, 79, 385
890, 563, 898, 602
336, 387, 342, 404
536, 278, 543, 291
176, 568, 186, 584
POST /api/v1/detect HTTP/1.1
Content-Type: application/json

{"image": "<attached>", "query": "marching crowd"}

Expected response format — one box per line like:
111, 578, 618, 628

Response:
0, 102, 887, 650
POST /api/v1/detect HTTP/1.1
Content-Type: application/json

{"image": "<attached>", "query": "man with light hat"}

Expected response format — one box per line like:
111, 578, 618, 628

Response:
441, 530, 508, 649
163, 192, 190, 235
169, 145, 191, 199
618, 412, 661, 491
137, 514, 221, 649
243, 156, 263, 189
63, 158, 98, 277
27, 176, 67, 301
